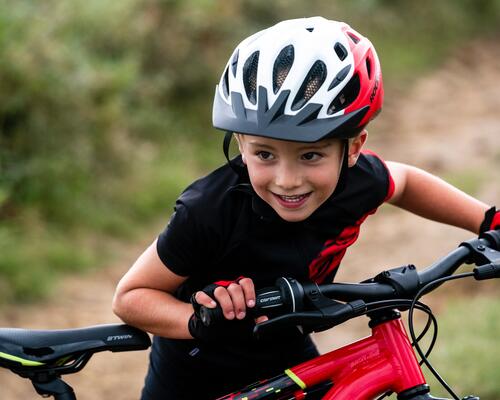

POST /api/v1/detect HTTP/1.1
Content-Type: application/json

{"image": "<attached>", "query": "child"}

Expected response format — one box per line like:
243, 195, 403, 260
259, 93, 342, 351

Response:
113, 17, 499, 399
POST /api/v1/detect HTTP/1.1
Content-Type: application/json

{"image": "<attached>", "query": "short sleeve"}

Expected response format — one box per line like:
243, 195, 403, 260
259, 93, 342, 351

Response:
156, 203, 217, 277
361, 150, 395, 203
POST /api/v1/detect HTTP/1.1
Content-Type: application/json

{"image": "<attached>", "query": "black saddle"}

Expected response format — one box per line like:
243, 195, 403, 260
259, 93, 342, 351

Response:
0, 323, 151, 376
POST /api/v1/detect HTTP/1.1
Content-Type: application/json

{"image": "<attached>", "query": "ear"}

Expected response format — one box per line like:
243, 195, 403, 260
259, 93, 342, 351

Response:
233, 133, 246, 164
348, 130, 368, 167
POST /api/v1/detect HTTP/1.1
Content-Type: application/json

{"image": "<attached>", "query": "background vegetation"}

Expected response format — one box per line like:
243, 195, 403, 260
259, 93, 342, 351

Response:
425, 296, 500, 399
2, 0, 500, 303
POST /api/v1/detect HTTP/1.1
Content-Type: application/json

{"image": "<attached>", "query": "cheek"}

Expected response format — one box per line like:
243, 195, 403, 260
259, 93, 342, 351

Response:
312, 168, 340, 192
246, 162, 270, 188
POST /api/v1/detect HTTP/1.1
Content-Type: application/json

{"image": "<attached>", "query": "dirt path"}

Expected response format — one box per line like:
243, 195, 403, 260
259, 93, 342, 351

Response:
0, 240, 152, 400
1, 40, 499, 399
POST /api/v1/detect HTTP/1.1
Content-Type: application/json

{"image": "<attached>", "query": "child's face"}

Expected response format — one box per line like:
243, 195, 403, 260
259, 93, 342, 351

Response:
237, 133, 366, 222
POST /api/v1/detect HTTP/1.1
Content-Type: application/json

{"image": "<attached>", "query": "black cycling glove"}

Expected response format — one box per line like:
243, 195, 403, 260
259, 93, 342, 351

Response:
479, 206, 500, 233
188, 279, 256, 344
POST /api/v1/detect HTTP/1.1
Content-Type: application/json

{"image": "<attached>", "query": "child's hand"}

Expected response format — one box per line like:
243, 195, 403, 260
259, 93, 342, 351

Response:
188, 277, 268, 342
193, 277, 256, 321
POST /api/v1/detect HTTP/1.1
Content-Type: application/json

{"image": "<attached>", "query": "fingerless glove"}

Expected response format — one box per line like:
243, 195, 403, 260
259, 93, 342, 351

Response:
479, 206, 500, 233
188, 279, 255, 344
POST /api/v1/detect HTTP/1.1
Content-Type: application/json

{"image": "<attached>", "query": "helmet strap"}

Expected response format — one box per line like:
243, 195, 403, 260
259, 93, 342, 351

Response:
331, 139, 349, 197
223, 131, 245, 176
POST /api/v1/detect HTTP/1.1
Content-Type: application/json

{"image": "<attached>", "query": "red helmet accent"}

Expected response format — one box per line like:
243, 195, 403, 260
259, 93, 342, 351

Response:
342, 26, 384, 127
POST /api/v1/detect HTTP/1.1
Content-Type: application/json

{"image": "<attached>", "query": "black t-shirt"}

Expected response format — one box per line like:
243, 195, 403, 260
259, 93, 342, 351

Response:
153, 150, 393, 376
158, 150, 393, 292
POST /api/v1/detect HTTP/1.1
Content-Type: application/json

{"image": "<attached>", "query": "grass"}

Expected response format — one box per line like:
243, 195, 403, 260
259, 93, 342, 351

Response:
0, 140, 204, 305
423, 295, 500, 399
384, 294, 500, 399
0, 222, 95, 303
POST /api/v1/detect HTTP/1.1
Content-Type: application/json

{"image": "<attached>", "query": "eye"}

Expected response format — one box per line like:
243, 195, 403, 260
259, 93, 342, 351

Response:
256, 151, 274, 161
301, 152, 321, 161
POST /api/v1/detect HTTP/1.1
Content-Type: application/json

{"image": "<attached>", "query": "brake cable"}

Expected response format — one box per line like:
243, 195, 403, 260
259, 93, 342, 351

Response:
367, 272, 477, 400
408, 272, 475, 400
362, 300, 437, 400
363, 299, 437, 355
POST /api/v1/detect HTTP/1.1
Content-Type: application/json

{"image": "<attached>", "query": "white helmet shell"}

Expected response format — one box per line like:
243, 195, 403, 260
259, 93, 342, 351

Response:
213, 16, 383, 142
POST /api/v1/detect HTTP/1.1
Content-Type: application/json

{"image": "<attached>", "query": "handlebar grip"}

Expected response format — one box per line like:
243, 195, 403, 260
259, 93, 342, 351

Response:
254, 287, 284, 310
199, 286, 285, 327
473, 263, 500, 280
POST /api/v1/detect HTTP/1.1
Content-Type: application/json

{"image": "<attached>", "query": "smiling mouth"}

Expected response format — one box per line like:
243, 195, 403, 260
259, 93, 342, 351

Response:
272, 192, 312, 208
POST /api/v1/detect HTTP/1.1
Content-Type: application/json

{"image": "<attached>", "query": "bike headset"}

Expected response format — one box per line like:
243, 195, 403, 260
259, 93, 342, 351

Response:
212, 16, 384, 196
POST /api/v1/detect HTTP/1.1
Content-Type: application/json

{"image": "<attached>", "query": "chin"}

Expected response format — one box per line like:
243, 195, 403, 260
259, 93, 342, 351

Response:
276, 209, 312, 223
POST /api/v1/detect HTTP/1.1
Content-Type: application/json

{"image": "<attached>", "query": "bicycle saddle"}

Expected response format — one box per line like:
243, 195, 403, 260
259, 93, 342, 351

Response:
0, 324, 151, 372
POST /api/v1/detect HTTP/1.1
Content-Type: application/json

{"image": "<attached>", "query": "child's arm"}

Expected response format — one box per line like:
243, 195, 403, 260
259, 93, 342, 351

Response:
112, 240, 194, 339
113, 240, 258, 338
386, 162, 490, 233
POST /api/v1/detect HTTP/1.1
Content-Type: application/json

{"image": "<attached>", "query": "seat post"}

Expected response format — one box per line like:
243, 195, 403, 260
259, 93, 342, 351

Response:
32, 377, 77, 400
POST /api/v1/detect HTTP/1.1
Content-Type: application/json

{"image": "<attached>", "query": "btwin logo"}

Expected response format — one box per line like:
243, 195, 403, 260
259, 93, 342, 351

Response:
107, 334, 133, 341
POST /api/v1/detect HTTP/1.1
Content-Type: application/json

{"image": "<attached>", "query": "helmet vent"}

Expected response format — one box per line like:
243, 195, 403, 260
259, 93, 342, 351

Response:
291, 60, 327, 111
221, 66, 230, 98
273, 45, 294, 94
347, 32, 360, 44
334, 42, 348, 61
231, 49, 239, 77
328, 65, 351, 90
365, 57, 372, 79
327, 73, 360, 115
243, 51, 260, 104
306, 27, 314, 32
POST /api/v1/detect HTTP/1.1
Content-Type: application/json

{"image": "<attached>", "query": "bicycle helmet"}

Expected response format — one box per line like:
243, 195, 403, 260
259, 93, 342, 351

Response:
212, 16, 383, 142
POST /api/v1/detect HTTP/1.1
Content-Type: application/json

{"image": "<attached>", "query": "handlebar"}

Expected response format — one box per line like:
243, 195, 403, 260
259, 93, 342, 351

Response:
200, 231, 500, 335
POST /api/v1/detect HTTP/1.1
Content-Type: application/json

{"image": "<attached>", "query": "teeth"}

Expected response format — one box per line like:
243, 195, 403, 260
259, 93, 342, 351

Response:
279, 194, 307, 202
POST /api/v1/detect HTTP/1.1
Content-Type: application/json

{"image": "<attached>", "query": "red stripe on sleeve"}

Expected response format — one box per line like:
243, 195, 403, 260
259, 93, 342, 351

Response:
361, 149, 395, 202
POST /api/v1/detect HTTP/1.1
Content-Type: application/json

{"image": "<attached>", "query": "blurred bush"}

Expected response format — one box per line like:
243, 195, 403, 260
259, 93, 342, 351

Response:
1, 0, 499, 303
424, 296, 500, 400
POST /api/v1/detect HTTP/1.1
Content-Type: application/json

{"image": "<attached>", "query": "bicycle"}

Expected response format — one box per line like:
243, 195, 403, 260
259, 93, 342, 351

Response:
0, 230, 499, 400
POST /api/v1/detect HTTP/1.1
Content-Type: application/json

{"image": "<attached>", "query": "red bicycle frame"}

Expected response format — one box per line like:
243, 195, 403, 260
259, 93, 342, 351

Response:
219, 314, 427, 400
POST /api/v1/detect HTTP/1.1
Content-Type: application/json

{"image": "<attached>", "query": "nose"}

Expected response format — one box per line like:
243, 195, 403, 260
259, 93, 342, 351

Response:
274, 161, 302, 191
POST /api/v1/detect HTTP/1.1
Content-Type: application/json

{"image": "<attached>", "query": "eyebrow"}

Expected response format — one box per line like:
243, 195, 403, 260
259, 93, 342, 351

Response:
248, 140, 334, 151
298, 142, 334, 150
248, 141, 275, 150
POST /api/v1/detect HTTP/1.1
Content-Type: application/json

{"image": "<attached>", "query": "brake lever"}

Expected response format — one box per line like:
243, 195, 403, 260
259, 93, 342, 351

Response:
461, 233, 500, 265
253, 300, 366, 339
253, 311, 323, 339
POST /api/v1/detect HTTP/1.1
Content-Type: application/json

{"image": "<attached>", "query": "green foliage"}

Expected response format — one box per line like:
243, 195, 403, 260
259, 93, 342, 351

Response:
0, 0, 142, 225
0, 0, 499, 303
0, 220, 93, 303
334, 0, 500, 79
424, 296, 500, 399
